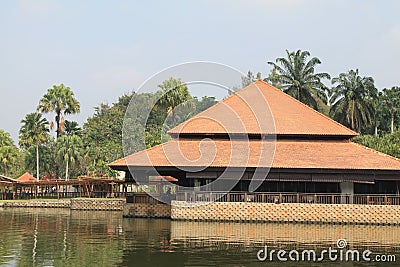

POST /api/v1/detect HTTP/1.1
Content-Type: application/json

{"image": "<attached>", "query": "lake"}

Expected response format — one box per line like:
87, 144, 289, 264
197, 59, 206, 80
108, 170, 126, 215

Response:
1, 208, 399, 266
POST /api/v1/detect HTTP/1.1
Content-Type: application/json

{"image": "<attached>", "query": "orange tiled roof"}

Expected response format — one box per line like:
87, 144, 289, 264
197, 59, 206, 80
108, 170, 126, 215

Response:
109, 139, 400, 171
17, 172, 37, 183
168, 80, 357, 137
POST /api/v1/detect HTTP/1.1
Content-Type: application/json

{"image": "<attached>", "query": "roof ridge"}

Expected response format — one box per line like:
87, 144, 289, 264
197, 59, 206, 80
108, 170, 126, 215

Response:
255, 80, 358, 137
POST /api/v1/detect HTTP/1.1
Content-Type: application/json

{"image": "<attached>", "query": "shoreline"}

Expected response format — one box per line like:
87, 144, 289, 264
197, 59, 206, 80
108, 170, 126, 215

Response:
0, 198, 125, 211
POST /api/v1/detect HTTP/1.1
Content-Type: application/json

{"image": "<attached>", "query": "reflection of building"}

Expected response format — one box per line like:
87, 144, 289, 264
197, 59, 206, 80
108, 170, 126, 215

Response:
110, 81, 400, 196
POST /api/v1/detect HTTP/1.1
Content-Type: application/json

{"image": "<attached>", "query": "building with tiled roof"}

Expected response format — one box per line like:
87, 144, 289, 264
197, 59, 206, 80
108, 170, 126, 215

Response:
109, 80, 400, 195
17, 172, 37, 183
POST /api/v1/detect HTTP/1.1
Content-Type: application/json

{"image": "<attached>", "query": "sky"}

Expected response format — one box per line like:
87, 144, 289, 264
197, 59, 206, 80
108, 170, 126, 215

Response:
1, 0, 400, 143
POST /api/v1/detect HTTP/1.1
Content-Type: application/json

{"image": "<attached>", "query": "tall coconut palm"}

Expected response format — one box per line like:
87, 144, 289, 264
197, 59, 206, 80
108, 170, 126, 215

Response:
267, 50, 331, 109
157, 77, 192, 126
158, 77, 191, 114
330, 69, 377, 133
56, 135, 82, 181
381, 86, 400, 134
37, 84, 80, 138
19, 113, 49, 180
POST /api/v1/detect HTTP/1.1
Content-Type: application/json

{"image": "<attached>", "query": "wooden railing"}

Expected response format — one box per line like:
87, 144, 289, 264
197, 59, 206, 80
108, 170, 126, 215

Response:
175, 192, 400, 205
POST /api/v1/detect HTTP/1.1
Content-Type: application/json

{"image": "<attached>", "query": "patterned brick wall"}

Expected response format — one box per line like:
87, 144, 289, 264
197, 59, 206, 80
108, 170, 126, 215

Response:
2, 200, 70, 208
171, 201, 400, 225
71, 199, 124, 211
123, 203, 171, 218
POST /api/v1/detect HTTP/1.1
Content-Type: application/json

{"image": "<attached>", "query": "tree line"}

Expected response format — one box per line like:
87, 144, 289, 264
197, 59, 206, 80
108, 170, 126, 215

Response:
0, 78, 217, 179
0, 49, 399, 179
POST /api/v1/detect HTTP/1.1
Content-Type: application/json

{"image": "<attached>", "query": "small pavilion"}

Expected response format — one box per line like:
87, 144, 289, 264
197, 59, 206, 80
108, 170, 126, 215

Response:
109, 81, 400, 197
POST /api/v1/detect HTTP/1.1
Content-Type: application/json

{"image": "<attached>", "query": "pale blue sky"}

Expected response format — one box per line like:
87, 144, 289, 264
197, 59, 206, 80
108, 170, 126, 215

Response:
1, 0, 400, 143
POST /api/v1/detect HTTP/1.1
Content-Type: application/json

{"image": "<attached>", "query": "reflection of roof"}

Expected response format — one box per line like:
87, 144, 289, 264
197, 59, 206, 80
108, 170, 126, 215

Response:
150, 176, 178, 183
78, 176, 125, 183
168, 80, 357, 138
17, 172, 37, 183
109, 139, 400, 171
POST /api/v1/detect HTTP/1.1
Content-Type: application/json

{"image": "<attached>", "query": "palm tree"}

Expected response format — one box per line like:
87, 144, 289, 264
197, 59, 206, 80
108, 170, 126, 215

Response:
157, 77, 193, 127
381, 86, 400, 134
158, 77, 192, 115
267, 49, 331, 109
64, 120, 81, 136
19, 113, 49, 180
56, 135, 82, 181
37, 84, 80, 138
329, 69, 377, 133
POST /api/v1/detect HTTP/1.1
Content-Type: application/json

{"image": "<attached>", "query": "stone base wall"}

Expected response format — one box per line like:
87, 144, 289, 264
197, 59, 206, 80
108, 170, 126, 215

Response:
123, 203, 171, 218
171, 201, 400, 225
0, 199, 125, 211
71, 199, 124, 211
2, 200, 70, 208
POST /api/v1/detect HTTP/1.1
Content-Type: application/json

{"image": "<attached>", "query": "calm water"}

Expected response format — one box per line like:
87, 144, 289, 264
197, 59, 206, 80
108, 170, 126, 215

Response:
1, 208, 400, 267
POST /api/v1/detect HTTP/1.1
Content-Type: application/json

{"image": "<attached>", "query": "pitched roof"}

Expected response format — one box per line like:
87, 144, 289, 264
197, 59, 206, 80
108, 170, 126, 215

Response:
109, 139, 400, 171
17, 172, 37, 183
168, 80, 357, 138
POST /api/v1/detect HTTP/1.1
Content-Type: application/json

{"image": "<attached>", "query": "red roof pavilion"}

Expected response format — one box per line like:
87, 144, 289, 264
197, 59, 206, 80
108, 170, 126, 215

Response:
109, 81, 400, 193
17, 172, 38, 183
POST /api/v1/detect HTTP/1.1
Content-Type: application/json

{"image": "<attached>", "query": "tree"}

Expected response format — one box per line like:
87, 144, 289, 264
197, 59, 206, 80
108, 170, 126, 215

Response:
0, 144, 19, 176
64, 120, 81, 136
330, 69, 377, 133
267, 49, 331, 109
56, 135, 82, 181
0, 130, 14, 147
381, 86, 400, 134
371, 92, 385, 136
158, 77, 192, 117
241, 70, 262, 87
19, 113, 49, 180
37, 84, 80, 138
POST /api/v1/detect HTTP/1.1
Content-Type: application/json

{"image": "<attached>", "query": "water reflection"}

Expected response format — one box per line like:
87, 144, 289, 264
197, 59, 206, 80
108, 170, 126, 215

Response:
1, 208, 400, 266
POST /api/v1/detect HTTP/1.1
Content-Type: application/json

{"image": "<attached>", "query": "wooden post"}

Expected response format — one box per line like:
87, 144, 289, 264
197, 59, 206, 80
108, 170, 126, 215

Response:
331, 194, 335, 204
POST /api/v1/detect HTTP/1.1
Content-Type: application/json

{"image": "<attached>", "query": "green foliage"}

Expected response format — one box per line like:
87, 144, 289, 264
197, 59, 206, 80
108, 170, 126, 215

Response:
241, 70, 262, 87
267, 49, 331, 110
353, 132, 400, 159
381, 86, 400, 133
24, 139, 59, 178
56, 134, 83, 180
0, 130, 14, 147
329, 69, 377, 133
63, 120, 81, 136
0, 130, 23, 178
19, 113, 49, 149
19, 112, 50, 179
37, 84, 80, 137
